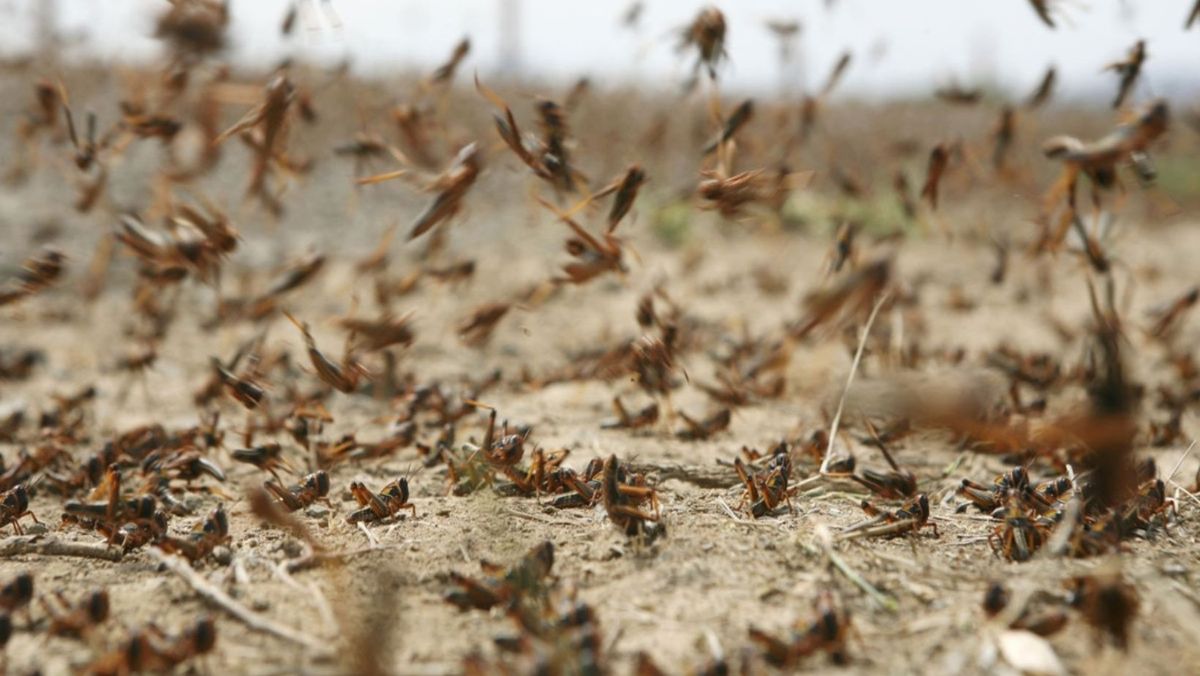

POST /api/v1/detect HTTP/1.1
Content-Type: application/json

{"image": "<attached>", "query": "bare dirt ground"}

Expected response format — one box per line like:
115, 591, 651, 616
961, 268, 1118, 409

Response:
1, 59, 1199, 676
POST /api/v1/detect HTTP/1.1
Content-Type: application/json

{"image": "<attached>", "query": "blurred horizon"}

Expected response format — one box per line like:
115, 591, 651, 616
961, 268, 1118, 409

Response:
1, 0, 1197, 103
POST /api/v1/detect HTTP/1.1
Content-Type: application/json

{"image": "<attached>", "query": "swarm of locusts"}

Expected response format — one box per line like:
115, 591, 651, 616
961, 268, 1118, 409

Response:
1, 1, 1198, 673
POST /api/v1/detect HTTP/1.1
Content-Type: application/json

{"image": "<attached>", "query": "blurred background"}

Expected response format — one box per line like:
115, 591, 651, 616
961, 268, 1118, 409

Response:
1, 0, 1196, 101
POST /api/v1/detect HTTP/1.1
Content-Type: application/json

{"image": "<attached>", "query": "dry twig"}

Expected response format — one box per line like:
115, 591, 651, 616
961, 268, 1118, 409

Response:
0, 536, 123, 562
150, 548, 327, 651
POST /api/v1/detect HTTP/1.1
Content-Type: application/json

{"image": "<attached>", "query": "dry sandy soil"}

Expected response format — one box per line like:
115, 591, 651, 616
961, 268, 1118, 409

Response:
0, 61, 1199, 676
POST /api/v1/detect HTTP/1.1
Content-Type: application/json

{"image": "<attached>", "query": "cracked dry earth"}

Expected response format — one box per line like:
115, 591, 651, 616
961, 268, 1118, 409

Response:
3, 214, 1200, 675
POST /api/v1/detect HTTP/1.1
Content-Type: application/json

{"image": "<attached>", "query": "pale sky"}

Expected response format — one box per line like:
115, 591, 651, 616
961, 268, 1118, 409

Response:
5, 0, 1199, 100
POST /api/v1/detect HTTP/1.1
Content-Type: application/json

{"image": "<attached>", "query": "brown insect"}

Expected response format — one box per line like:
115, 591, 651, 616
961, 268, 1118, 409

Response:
171, 196, 239, 258
1026, 65, 1056, 109
734, 448, 795, 517
4, 79, 62, 184
0, 348, 43, 381
347, 477, 417, 523
982, 582, 1069, 637
1119, 477, 1176, 533
0, 485, 37, 534
599, 164, 647, 232
458, 302, 511, 347
390, 103, 440, 170
790, 258, 890, 339
842, 493, 938, 539
444, 541, 554, 611
334, 132, 403, 180
676, 408, 732, 441
920, 143, 949, 208
955, 476, 1007, 514
534, 98, 580, 194
988, 500, 1049, 562
1068, 574, 1139, 650
339, 312, 416, 353
472, 408, 530, 469
601, 396, 659, 430
115, 214, 219, 281
0, 409, 24, 443
157, 505, 230, 562
231, 443, 293, 483
1105, 39, 1146, 109
0, 573, 33, 614
428, 37, 471, 86
821, 51, 853, 97
702, 99, 754, 156
280, 2, 298, 35
17, 79, 63, 142
678, 7, 727, 79
621, 1, 644, 29
798, 95, 819, 146
697, 169, 769, 218
144, 446, 226, 486
822, 222, 857, 275
565, 76, 591, 113
850, 421, 917, 499
507, 448, 574, 497
827, 163, 865, 199
41, 589, 110, 639
992, 106, 1016, 171
1189, 0, 1200, 28
116, 343, 159, 375
213, 74, 297, 209
63, 466, 160, 544
635, 290, 665, 330
602, 455, 661, 536
1146, 286, 1198, 339
549, 458, 606, 509
474, 77, 585, 195
86, 616, 217, 675
537, 195, 628, 285
1027, 0, 1058, 28
285, 311, 368, 393
934, 83, 982, 105
264, 470, 330, 512
363, 142, 481, 242
630, 331, 680, 397
1042, 99, 1168, 236
464, 411, 561, 497
63, 104, 104, 171
118, 110, 183, 143
423, 260, 476, 286
749, 591, 852, 667
155, 0, 228, 56
0, 247, 66, 306
263, 252, 326, 300
893, 171, 916, 219
210, 356, 265, 410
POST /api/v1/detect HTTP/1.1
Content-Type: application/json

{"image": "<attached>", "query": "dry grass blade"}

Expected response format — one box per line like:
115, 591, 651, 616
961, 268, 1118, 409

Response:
820, 292, 890, 475
150, 548, 328, 652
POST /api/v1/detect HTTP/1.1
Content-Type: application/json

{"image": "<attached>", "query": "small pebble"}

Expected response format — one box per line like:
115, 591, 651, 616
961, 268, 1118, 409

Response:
212, 546, 233, 566
1161, 561, 1187, 578
24, 523, 49, 535
306, 505, 329, 519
